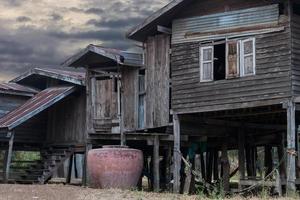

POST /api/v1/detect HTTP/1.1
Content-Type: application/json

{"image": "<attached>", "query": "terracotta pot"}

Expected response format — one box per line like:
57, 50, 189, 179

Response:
87, 145, 143, 189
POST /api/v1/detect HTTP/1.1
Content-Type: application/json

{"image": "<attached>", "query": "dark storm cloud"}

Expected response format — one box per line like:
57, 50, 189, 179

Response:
16, 16, 31, 23
85, 8, 105, 14
50, 13, 63, 21
0, 0, 170, 81
48, 29, 124, 41
86, 16, 144, 29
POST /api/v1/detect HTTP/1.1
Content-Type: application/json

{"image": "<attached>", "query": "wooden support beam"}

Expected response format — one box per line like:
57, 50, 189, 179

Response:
206, 150, 213, 183
286, 101, 296, 191
221, 143, 230, 192
264, 146, 273, 177
183, 155, 192, 194
157, 25, 171, 34
153, 135, 160, 192
3, 131, 14, 183
238, 130, 245, 189
173, 114, 181, 193
213, 150, 219, 181
82, 144, 92, 186
165, 146, 172, 191
66, 153, 74, 184
74, 154, 78, 179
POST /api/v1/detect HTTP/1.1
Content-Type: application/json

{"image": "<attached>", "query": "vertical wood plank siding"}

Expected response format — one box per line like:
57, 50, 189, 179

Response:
47, 90, 86, 144
122, 68, 139, 130
145, 34, 170, 128
171, 27, 292, 114
291, 12, 300, 95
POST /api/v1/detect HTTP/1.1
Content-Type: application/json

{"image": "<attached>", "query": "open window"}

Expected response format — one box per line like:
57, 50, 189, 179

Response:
240, 38, 255, 77
199, 37, 255, 82
200, 46, 214, 82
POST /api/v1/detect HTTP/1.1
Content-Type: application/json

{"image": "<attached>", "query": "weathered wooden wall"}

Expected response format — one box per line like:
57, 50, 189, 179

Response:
122, 68, 139, 130
145, 34, 170, 128
47, 89, 86, 144
171, 3, 292, 114
0, 95, 29, 118
14, 112, 47, 144
291, 5, 300, 96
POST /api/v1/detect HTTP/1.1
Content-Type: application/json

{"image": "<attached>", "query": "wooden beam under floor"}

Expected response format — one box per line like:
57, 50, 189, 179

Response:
286, 100, 296, 192
173, 114, 181, 193
3, 131, 14, 183
153, 135, 160, 192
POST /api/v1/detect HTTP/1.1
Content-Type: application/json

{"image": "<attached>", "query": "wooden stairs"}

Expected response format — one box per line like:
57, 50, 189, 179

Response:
0, 146, 74, 184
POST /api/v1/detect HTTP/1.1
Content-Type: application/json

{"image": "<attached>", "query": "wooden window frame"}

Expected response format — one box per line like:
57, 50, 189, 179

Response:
138, 73, 146, 129
225, 39, 240, 79
199, 46, 214, 82
240, 38, 256, 77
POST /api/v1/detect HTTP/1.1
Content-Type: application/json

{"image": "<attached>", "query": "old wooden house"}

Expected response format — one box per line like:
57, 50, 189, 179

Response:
0, 68, 86, 184
126, 0, 300, 194
63, 44, 177, 191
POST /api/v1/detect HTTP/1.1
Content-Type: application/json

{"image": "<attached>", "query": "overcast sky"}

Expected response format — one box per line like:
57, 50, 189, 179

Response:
0, 0, 169, 81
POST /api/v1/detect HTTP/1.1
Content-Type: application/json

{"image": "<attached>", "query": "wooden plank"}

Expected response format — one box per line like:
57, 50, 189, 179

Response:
238, 129, 245, 189
3, 132, 14, 183
286, 100, 296, 192
66, 154, 74, 184
221, 143, 230, 192
183, 155, 192, 194
82, 144, 92, 186
264, 146, 273, 176
153, 135, 160, 192
173, 114, 181, 193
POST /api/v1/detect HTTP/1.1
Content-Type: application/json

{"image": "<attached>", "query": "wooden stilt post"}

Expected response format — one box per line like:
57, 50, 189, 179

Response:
278, 145, 286, 177
173, 114, 181, 193
206, 150, 213, 183
238, 129, 245, 189
183, 155, 192, 194
66, 153, 74, 184
74, 154, 78, 179
3, 131, 14, 183
213, 149, 219, 181
153, 135, 160, 192
221, 143, 230, 193
165, 146, 172, 191
264, 145, 273, 177
83, 143, 92, 186
286, 101, 296, 192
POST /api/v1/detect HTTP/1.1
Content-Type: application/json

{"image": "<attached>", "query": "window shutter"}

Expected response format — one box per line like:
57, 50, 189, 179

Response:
226, 41, 239, 79
200, 46, 214, 82
240, 38, 256, 76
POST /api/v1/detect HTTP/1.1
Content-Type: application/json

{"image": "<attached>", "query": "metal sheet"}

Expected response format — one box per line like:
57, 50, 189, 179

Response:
62, 44, 143, 70
0, 86, 76, 130
0, 83, 39, 96
172, 4, 279, 44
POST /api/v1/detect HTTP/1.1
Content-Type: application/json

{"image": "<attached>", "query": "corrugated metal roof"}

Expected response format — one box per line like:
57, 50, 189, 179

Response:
127, 0, 193, 42
11, 67, 86, 86
0, 82, 39, 96
62, 44, 143, 70
172, 4, 279, 44
0, 86, 76, 130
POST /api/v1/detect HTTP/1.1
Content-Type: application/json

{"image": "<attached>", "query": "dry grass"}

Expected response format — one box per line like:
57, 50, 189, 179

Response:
0, 184, 298, 200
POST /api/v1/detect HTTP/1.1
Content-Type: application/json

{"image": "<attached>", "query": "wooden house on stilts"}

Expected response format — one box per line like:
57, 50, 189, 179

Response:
0, 68, 86, 184
125, 0, 300, 194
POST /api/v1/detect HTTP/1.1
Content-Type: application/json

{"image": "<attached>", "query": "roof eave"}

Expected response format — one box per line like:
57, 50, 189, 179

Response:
126, 0, 191, 42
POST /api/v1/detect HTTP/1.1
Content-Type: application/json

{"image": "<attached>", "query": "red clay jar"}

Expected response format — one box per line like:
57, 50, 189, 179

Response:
87, 145, 143, 189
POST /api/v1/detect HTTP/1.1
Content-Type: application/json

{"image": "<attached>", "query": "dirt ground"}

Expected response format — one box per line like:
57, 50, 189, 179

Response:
0, 184, 298, 200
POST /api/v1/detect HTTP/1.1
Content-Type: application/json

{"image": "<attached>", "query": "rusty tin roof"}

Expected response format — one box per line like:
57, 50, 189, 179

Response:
0, 82, 39, 96
0, 86, 76, 130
